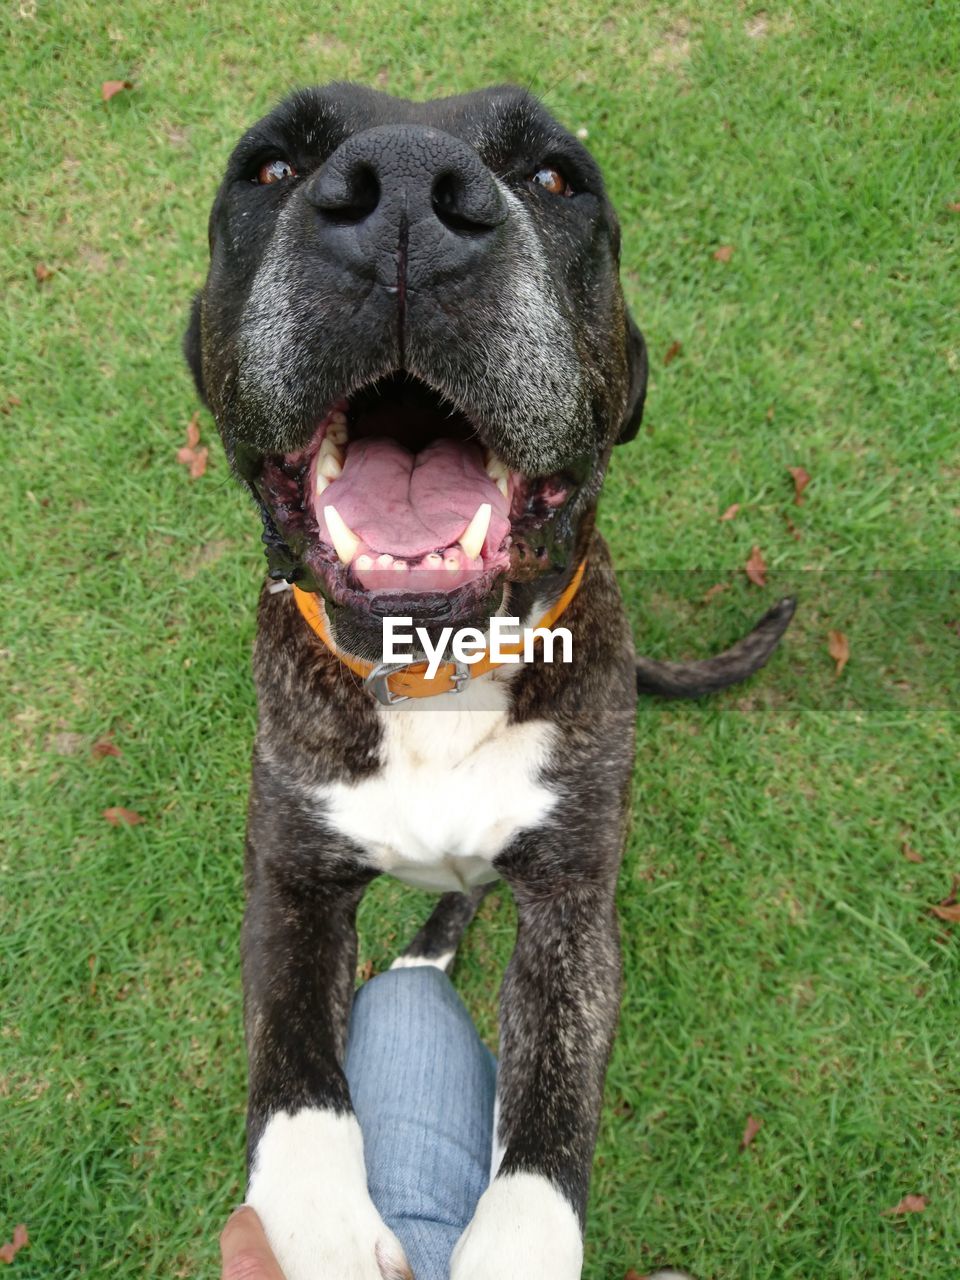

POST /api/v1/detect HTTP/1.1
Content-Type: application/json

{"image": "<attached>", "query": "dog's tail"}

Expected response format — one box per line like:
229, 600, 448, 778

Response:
391, 884, 496, 974
636, 596, 797, 699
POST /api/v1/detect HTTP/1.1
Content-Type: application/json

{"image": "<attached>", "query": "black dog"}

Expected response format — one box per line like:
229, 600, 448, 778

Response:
185, 83, 792, 1279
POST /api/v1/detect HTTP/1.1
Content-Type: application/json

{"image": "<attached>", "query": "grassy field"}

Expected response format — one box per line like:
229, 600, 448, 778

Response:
2, 1, 958, 1277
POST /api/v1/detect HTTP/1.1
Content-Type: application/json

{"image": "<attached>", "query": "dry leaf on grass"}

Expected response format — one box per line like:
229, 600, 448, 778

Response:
745, 545, 767, 587
788, 465, 811, 505
92, 735, 122, 759
103, 806, 143, 826
719, 503, 740, 521
739, 1114, 762, 1151
901, 841, 924, 864
0, 1223, 28, 1263
713, 244, 734, 262
930, 902, 960, 923
34, 262, 55, 283
882, 1194, 928, 1216
102, 79, 133, 101
624, 1271, 648, 1280
663, 340, 682, 366
828, 630, 850, 677
176, 413, 209, 479
703, 582, 730, 603
947, 201, 960, 213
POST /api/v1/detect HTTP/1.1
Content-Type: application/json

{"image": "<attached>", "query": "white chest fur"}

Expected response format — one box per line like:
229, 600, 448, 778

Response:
314, 677, 558, 891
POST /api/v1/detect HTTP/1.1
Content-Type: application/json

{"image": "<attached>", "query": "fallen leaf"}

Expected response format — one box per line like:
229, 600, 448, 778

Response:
739, 1114, 762, 1151
92, 735, 122, 759
102, 79, 133, 101
357, 959, 376, 982
176, 429, 209, 479
0, 1223, 28, 1263
703, 582, 730, 603
882, 1194, 928, 1216
930, 903, 960, 923
828, 630, 850, 677
901, 841, 924, 864
948, 201, 960, 213
34, 261, 55, 283
713, 244, 734, 262
663, 340, 682, 366
788, 466, 811, 505
624, 1272, 648, 1280
102, 806, 143, 826
745, 545, 767, 587
783, 513, 802, 541
185, 410, 201, 448
719, 503, 740, 521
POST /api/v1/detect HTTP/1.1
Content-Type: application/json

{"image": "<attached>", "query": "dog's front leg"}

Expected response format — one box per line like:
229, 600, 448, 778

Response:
241, 800, 412, 1280
451, 858, 621, 1280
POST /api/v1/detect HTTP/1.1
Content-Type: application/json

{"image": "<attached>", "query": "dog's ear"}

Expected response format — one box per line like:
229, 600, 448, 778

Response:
616, 310, 648, 444
183, 291, 208, 407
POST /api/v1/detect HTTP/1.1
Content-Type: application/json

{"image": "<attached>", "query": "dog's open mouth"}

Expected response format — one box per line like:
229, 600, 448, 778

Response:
256, 374, 574, 616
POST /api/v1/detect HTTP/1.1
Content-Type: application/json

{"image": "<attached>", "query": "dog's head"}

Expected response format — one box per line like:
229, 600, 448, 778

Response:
185, 82, 646, 655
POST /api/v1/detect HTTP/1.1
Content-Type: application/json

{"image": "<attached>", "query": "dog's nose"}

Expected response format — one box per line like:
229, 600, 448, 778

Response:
306, 125, 507, 288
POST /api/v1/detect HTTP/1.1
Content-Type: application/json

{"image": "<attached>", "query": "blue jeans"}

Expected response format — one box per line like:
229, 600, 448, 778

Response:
344, 967, 497, 1280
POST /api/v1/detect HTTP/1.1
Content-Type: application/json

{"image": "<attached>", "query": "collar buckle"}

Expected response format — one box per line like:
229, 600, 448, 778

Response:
364, 658, 472, 706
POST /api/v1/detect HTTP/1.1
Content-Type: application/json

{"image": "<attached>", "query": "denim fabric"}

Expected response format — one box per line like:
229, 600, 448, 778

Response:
344, 967, 497, 1280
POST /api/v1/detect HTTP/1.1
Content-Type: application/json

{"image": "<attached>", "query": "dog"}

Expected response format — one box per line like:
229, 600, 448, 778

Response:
184, 82, 793, 1279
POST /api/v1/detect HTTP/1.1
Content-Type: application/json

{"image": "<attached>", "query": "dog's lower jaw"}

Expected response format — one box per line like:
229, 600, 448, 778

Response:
450, 1172, 584, 1280
246, 1108, 412, 1280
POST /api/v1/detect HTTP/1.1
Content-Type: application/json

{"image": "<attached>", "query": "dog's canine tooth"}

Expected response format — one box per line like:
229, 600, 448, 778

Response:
318, 453, 343, 480
319, 437, 344, 462
459, 502, 492, 560
495, 475, 508, 498
324, 504, 361, 564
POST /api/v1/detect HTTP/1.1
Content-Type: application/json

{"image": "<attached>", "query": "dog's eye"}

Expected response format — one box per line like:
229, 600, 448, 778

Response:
530, 166, 574, 198
256, 158, 297, 185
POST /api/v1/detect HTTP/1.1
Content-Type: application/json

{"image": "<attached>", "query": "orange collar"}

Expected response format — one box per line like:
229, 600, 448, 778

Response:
292, 560, 586, 704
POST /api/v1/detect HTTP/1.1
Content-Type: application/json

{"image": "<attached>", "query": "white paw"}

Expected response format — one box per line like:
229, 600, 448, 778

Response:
450, 1171, 583, 1280
246, 1107, 411, 1280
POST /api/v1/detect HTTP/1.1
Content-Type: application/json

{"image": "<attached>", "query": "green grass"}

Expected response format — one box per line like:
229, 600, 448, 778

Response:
1, 1, 958, 1276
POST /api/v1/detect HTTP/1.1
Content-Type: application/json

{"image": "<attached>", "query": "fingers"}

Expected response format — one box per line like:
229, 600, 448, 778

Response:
220, 1206, 286, 1280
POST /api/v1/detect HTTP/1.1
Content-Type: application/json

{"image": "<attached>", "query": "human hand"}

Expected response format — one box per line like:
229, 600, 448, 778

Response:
220, 1205, 286, 1280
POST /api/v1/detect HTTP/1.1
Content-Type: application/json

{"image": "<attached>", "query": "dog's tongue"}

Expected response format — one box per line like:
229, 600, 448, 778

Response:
321, 437, 509, 558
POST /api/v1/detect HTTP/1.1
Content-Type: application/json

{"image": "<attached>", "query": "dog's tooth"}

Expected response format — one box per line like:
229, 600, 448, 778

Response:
355, 554, 373, 572
485, 455, 508, 479
319, 437, 344, 463
458, 502, 492, 561
324, 505, 361, 565
329, 409, 348, 426
393, 559, 408, 572
376, 553, 394, 568
314, 474, 330, 495
444, 554, 460, 570
326, 422, 348, 446
425, 553, 443, 567
495, 475, 509, 498
318, 453, 343, 480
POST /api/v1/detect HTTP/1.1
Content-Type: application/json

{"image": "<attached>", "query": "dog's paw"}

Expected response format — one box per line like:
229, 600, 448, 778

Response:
450, 1172, 582, 1280
246, 1107, 412, 1280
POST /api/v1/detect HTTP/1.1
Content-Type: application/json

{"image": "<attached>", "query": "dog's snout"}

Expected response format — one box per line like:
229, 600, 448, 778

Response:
306, 125, 506, 287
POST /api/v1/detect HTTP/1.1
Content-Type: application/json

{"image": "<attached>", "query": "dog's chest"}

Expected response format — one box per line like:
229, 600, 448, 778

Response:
316, 682, 558, 892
